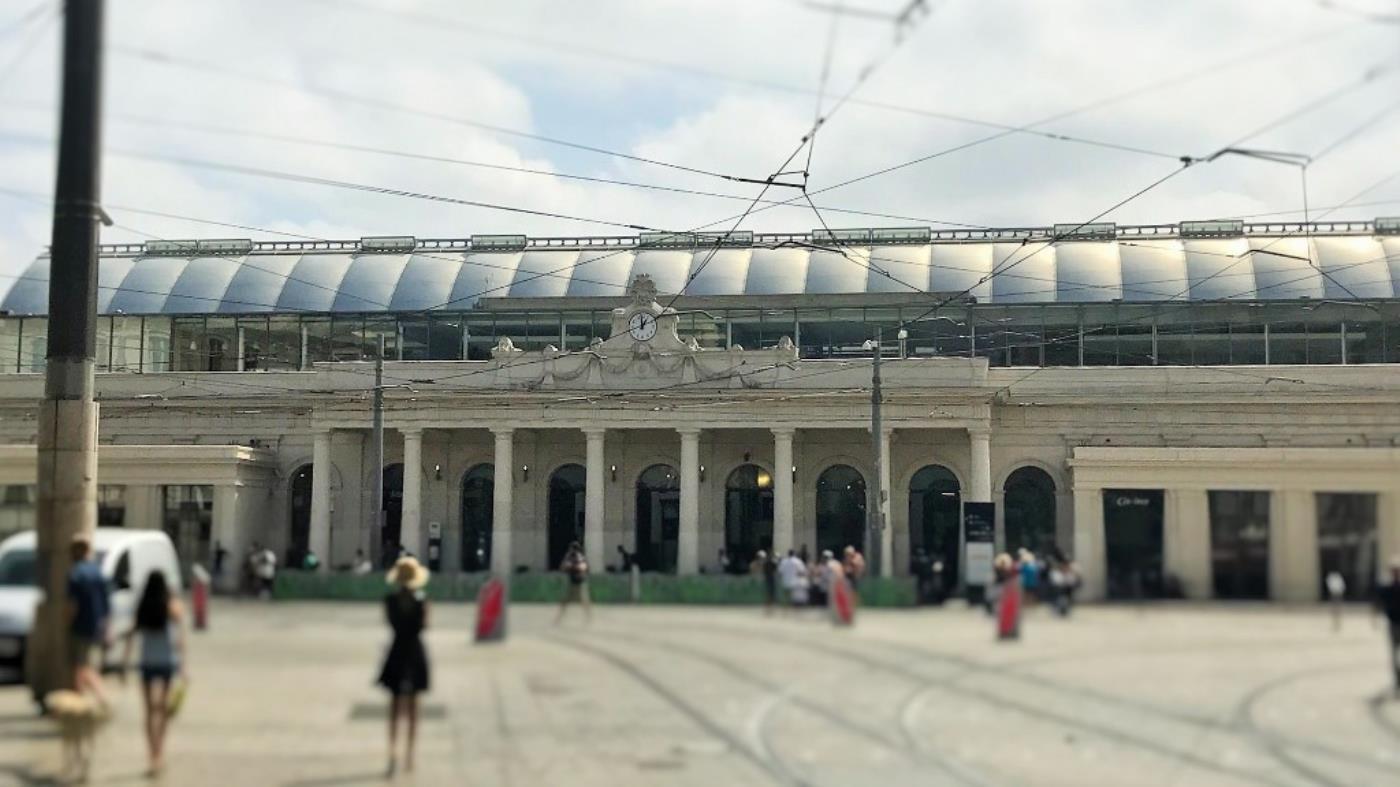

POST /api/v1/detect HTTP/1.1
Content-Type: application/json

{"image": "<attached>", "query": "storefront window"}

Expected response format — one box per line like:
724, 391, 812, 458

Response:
1208, 491, 1269, 599
1316, 492, 1377, 600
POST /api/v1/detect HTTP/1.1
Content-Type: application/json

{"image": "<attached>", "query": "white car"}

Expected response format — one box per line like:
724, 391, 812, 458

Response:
0, 528, 183, 684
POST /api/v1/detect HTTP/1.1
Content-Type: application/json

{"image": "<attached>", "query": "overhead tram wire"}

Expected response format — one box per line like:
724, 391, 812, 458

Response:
0, 0, 52, 43
0, 4, 56, 93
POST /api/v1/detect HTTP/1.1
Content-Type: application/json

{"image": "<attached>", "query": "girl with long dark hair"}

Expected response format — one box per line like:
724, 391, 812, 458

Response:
378, 556, 430, 776
121, 570, 186, 776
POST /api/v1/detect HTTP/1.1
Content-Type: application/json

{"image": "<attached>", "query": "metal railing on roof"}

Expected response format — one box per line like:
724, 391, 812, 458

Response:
85, 219, 1390, 258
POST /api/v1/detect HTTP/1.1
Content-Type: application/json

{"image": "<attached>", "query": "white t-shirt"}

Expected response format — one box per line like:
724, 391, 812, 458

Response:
254, 549, 277, 580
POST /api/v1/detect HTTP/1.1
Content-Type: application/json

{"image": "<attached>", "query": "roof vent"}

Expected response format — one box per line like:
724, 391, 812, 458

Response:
812, 228, 873, 245
1180, 220, 1244, 239
470, 234, 527, 251
196, 239, 254, 255
872, 227, 931, 244
143, 239, 200, 256
1052, 222, 1116, 240
696, 230, 753, 247
639, 232, 696, 249
1377, 217, 1400, 236
360, 236, 416, 253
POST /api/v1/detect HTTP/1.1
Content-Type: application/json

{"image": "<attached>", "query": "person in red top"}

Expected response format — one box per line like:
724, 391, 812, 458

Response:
842, 546, 866, 594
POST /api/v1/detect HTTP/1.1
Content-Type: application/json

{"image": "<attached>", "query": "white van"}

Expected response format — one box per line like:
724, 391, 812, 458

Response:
0, 528, 183, 684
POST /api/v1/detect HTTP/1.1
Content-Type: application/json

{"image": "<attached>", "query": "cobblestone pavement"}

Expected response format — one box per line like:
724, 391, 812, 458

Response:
1, 600, 1399, 786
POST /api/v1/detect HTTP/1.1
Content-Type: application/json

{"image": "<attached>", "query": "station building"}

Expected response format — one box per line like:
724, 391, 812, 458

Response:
2, 220, 1399, 601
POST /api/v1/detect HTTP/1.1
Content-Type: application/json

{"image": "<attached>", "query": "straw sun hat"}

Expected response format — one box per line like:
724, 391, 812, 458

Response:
386, 556, 430, 590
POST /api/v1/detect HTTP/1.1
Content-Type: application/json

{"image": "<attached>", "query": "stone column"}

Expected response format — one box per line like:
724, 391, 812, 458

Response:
1072, 486, 1106, 601
968, 426, 992, 503
490, 428, 514, 575
678, 428, 701, 574
584, 428, 606, 570
879, 427, 893, 577
401, 428, 424, 556
309, 430, 332, 570
1271, 489, 1318, 602
772, 427, 795, 556
1164, 489, 1212, 599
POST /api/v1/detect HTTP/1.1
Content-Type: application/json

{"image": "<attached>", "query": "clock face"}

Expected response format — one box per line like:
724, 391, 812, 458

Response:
628, 311, 657, 341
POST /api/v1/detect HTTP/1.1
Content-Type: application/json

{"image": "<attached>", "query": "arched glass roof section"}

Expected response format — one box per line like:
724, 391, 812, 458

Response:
1384, 238, 1400, 292
990, 243, 1054, 303
1313, 237, 1393, 299
330, 254, 411, 312
744, 248, 809, 295
684, 248, 750, 295
276, 254, 354, 312
1, 257, 50, 315
628, 250, 691, 295
219, 254, 302, 313
565, 250, 635, 297
448, 252, 521, 308
1118, 240, 1187, 301
107, 257, 190, 314
163, 256, 243, 313
1248, 237, 1324, 301
866, 244, 929, 294
508, 251, 578, 298
932, 243, 996, 302
805, 247, 871, 294
1055, 242, 1122, 302
1184, 239, 1254, 300
388, 253, 464, 311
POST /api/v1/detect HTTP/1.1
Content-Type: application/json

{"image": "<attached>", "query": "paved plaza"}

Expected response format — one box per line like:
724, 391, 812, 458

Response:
1, 600, 1399, 786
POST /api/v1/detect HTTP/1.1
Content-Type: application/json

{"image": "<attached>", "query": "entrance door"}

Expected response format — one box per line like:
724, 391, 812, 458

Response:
635, 465, 680, 573
1317, 493, 1378, 600
909, 465, 960, 582
287, 465, 313, 568
1103, 489, 1164, 599
816, 465, 866, 557
724, 465, 774, 569
548, 464, 586, 569
460, 464, 494, 572
1209, 491, 1270, 599
380, 464, 404, 566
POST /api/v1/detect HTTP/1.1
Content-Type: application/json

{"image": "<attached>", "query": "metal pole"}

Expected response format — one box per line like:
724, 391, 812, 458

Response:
29, 0, 105, 699
370, 335, 384, 566
868, 328, 884, 577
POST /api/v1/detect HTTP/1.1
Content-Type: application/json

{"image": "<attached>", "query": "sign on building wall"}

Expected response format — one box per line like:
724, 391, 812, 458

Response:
964, 502, 995, 586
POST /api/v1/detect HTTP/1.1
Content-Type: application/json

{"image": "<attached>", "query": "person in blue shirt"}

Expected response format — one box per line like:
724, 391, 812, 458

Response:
67, 535, 110, 708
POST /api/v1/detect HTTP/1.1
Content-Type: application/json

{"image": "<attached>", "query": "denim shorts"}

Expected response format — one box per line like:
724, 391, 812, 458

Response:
141, 665, 176, 686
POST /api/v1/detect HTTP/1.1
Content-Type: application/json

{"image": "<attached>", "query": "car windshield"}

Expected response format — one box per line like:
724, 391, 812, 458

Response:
0, 548, 36, 587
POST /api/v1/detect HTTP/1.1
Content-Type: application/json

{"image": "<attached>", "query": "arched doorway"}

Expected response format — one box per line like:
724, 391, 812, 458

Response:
816, 465, 866, 557
909, 465, 960, 581
1003, 466, 1057, 555
725, 465, 774, 569
380, 463, 404, 566
548, 464, 586, 569
287, 464, 313, 568
460, 464, 494, 572
635, 465, 680, 573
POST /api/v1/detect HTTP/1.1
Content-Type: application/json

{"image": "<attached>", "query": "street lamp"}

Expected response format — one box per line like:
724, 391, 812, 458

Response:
861, 331, 884, 576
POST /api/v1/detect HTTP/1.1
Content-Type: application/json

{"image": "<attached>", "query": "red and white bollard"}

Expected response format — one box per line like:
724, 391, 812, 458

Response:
191, 564, 211, 631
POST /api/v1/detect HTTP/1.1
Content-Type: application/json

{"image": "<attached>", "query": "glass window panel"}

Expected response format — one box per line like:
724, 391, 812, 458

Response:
489, 312, 528, 353
761, 309, 796, 349
1344, 320, 1382, 364
400, 317, 431, 361
1209, 491, 1270, 599
143, 317, 171, 372
330, 315, 364, 361
1117, 325, 1153, 366
561, 311, 593, 351
1230, 323, 1266, 365
171, 317, 204, 371
18, 317, 46, 373
688, 310, 725, 350
95, 315, 112, 372
728, 309, 761, 350
1043, 325, 1078, 366
1316, 492, 1378, 599
1082, 323, 1116, 366
795, 308, 829, 358
464, 314, 494, 361
111, 315, 143, 372
827, 308, 867, 357
205, 316, 238, 371
162, 484, 214, 571
97, 484, 126, 527
302, 317, 331, 364
1306, 322, 1342, 365
1006, 319, 1043, 367
0, 484, 36, 539
0, 318, 18, 374
528, 312, 561, 350
1386, 322, 1400, 363
238, 316, 269, 371
1193, 323, 1230, 366
363, 317, 398, 360
429, 314, 463, 360
1155, 320, 1193, 366
1269, 323, 1307, 365
266, 315, 301, 370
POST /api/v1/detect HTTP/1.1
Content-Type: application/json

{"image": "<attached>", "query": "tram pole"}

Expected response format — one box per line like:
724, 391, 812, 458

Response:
28, 0, 106, 700
370, 335, 384, 567
868, 328, 884, 577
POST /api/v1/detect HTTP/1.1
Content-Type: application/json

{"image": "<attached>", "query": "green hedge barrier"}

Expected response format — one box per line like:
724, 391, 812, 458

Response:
273, 571, 917, 607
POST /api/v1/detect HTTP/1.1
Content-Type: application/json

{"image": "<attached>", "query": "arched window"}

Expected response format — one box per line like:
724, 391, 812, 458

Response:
460, 464, 494, 572
909, 465, 960, 580
816, 465, 866, 557
635, 465, 680, 573
1003, 466, 1057, 555
380, 463, 404, 566
548, 464, 586, 569
287, 464, 313, 568
725, 465, 774, 569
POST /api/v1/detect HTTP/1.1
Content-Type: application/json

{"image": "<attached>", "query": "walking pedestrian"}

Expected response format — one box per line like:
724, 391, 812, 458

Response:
778, 549, 808, 610
1049, 556, 1078, 617
556, 542, 592, 624
1018, 549, 1039, 605
353, 549, 373, 575
67, 535, 111, 709
616, 544, 634, 573
211, 541, 227, 589
842, 546, 866, 595
995, 552, 1023, 640
810, 550, 833, 608
252, 545, 278, 599
1374, 557, 1400, 697
751, 550, 778, 614
378, 556, 431, 776
120, 571, 186, 776
1326, 571, 1347, 632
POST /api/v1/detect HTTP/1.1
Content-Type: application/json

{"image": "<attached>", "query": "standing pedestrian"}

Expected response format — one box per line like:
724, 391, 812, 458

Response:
211, 541, 227, 590
751, 550, 778, 614
616, 544, 634, 573
252, 545, 278, 599
995, 552, 1023, 640
716, 547, 731, 575
810, 550, 833, 608
1049, 556, 1078, 617
378, 556, 430, 776
67, 535, 111, 709
778, 549, 808, 610
120, 570, 186, 776
1374, 557, 1400, 697
1326, 571, 1347, 632
556, 542, 592, 624
842, 546, 866, 595
1018, 549, 1040, 605
353, 549, 373, 575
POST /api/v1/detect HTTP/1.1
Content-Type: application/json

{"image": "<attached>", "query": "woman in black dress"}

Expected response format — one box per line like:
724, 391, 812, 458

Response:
378, 556, 430, 776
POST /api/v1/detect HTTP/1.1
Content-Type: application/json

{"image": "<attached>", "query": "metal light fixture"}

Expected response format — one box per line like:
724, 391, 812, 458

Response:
792, 465, 797, 483
433, 464, 442, 481
521, 464, 529, 482
610, 464, 617, 482
699, 464, 706, 482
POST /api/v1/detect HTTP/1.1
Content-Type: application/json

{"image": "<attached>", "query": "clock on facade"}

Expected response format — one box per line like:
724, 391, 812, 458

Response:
627, 311, 657, 341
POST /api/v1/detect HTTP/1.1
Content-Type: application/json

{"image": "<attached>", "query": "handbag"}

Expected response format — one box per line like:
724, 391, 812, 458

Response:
166, 677, 188, 718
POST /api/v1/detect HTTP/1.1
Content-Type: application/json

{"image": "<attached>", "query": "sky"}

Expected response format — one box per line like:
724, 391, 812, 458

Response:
0, 0, 1398, 285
